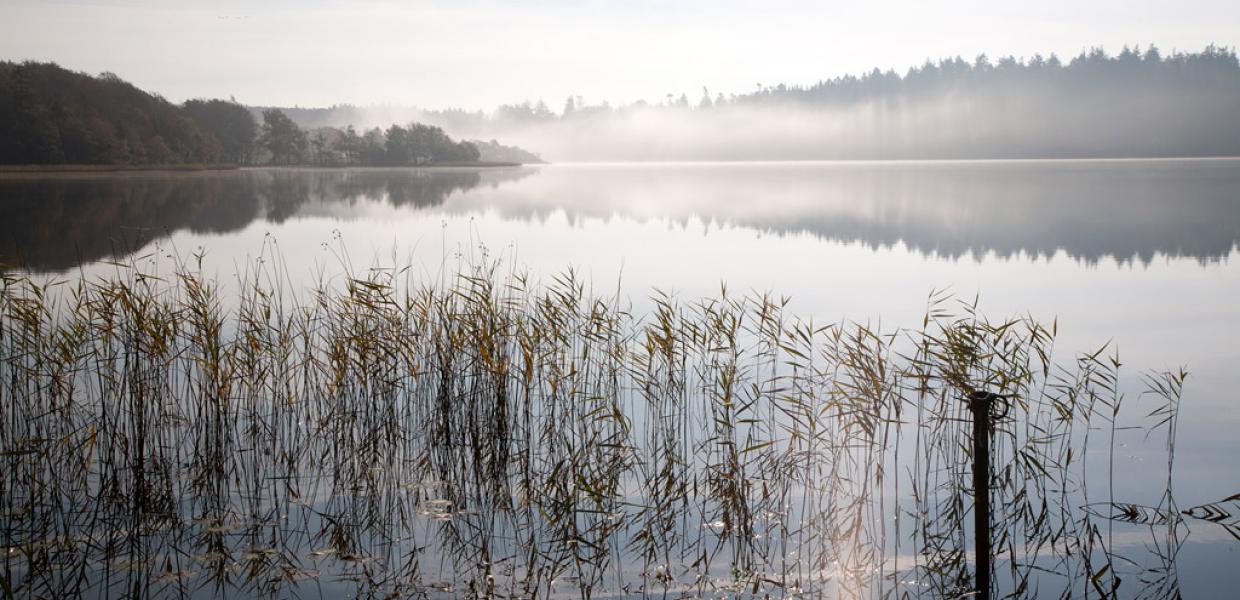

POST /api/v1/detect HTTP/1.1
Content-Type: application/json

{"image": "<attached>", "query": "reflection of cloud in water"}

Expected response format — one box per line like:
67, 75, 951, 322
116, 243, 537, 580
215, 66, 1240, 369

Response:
2, 159, 1238, 272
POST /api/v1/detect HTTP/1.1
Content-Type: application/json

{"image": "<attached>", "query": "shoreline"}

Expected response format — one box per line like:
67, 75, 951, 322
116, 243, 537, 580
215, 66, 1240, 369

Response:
0, 164, 241, 174
252, 161, 530, 168
0, 161, 533, 174
7, 156, 1235, 174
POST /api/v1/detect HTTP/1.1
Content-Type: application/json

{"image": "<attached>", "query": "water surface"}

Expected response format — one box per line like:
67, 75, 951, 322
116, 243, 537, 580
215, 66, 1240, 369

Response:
2, 160, 1238, 598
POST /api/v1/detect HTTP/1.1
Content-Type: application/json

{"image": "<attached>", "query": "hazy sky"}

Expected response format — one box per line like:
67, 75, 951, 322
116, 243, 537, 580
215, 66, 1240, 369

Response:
1, 0, 1237, 110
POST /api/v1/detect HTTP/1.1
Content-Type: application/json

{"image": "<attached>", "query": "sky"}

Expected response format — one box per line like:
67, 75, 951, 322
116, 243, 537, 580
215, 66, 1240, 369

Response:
1, 0, 1237, 111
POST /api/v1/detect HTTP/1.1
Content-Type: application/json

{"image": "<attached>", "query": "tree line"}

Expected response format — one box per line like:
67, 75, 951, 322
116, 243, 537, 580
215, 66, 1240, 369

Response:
6, 45, 1239, 163
0, 61, 484, 166
281, 116, 482, 167
247, 45, 1240, 159
492, 44, 1240, 118
267, 45, 1240, 126
733, 44, 1240, 108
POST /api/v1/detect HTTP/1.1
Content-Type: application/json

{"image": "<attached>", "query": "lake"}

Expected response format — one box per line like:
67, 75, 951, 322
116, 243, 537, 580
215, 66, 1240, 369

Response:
1, 159, 1238, 598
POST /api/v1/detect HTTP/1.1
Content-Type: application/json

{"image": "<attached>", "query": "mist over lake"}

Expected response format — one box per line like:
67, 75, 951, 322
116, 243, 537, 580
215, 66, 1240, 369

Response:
2, 160, 1238, 597
3, 0, 1240, 597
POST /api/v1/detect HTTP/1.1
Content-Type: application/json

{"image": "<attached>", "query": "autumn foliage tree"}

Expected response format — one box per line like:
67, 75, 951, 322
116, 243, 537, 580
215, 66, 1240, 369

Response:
0, 61, 501, 167
182, 99, 258, 164
0, 61, 221, 165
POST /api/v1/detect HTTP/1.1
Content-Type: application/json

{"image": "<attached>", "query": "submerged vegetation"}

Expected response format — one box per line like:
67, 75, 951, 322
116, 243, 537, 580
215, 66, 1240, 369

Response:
0, 251, 1225, 598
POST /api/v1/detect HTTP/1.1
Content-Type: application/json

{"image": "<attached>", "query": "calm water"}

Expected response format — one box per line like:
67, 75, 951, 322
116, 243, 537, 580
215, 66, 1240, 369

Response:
2, 160, 1239, 597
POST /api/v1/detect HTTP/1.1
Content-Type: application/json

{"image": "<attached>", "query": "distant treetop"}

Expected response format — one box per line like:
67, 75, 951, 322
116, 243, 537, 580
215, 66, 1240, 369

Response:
730, 44, 1240, 107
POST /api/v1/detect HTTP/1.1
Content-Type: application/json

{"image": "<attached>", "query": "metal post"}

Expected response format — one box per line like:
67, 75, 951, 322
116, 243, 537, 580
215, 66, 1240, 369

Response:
966, 390, 998, 599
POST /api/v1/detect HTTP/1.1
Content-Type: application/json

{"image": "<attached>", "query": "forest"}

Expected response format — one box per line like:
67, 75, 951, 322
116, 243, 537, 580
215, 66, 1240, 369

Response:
0, 62, 221, 165
0, 62, 490, 167
4, 46, 1240, 163
267, 45, 1240, 160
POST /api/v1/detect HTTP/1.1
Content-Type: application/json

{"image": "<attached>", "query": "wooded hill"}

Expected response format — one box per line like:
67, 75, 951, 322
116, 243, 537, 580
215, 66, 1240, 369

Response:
0, 62, 506, 167
0, 61, 224, 165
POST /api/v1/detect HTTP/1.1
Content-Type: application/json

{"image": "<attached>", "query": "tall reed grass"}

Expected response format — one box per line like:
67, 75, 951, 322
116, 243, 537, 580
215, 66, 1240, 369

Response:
0, 252, 1193, 598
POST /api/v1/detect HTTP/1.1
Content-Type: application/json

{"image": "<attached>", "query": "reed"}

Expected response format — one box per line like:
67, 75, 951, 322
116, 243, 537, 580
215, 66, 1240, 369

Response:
0, 253, 1202, 598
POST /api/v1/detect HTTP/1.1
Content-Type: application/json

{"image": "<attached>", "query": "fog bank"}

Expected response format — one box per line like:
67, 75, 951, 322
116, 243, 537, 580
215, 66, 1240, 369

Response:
264, 46, 1240, 161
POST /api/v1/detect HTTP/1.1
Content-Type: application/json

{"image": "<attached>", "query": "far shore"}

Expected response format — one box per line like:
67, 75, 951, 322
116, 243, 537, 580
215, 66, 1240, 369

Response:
0, 161, 531, 174
259, 161, 530, 167
249, 161, 529, 169
0, 163, 242, 174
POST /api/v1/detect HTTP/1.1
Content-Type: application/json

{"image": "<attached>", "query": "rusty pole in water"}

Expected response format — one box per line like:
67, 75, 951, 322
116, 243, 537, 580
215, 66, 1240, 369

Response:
966, 390, 1000, 599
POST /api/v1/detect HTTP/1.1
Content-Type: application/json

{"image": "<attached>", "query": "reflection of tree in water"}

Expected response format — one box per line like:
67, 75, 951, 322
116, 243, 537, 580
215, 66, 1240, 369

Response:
0, 168, 531, 271
262, 171, 310, 223
387, 170, 482, 208
6, 162, 1238, 272
0, 174, 260, 271
319, 168, 484, 209
461, 161, 1240, 266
